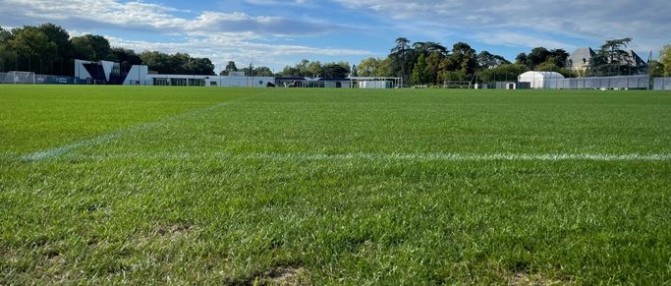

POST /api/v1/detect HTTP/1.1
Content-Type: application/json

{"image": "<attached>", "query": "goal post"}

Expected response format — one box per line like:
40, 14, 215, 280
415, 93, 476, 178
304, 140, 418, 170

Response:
1, 71, 36, 84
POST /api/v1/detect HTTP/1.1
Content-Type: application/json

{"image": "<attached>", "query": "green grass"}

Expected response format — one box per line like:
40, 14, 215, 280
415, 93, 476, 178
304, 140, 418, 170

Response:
1, 85, 671, 285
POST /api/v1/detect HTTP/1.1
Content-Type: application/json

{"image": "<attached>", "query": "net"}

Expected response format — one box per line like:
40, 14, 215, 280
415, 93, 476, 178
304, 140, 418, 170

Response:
1, 71, 36, 84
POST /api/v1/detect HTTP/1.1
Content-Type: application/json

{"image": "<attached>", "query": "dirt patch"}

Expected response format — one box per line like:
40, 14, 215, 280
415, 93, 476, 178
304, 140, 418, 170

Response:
229, 266, 310, 286
508, 272, 571, 286
155, 224, 195, 236
263, 266, 309, 285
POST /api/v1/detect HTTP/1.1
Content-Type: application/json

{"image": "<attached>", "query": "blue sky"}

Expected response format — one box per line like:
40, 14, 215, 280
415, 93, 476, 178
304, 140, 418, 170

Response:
1, 0, 669, 72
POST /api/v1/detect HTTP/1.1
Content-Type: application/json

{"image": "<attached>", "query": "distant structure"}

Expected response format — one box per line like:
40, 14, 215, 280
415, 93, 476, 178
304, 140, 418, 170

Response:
70, 61, 406, 89
518, 71, 565, 89
74, 59, 122, 84
274, 76, 401, 89
73, 60, 274, 87
567, 48, 596, 76
567, 48, 648, 76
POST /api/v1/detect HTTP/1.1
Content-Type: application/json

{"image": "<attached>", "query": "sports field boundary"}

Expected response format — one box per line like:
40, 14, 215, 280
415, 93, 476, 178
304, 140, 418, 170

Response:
45, 151, 671, 162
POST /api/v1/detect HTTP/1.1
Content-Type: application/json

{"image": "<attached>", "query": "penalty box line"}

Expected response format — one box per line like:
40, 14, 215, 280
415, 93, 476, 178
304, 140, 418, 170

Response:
55, 151, 671, 162
21, 100, 236, 162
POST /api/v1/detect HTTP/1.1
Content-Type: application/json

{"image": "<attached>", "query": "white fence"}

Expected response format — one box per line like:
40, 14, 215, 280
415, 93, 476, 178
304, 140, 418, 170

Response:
544, 75, 650, 90
653, 78, 671, 91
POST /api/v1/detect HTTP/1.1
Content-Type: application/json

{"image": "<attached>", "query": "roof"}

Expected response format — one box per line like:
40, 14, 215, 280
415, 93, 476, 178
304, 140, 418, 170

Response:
568, 48, 595, 66
519, 71, 565, 79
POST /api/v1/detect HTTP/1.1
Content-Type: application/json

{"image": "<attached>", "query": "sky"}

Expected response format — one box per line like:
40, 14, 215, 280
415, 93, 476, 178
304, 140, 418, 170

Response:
1, 0, 669, 72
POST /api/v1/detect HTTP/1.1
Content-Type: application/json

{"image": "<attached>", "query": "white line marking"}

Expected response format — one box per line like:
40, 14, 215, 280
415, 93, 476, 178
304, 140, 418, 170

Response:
21, 101, 233, 162
54, 152, 671, 162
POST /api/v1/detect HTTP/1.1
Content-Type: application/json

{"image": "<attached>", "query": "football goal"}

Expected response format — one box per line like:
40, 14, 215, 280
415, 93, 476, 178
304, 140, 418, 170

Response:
1, 71, 36, 84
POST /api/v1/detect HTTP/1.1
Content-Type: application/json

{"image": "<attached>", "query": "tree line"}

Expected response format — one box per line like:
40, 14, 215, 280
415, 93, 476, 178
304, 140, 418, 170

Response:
354, 38, 573, 86
1, 23, 670, 82
0, 23, 215, 76
355, 37, 671, 86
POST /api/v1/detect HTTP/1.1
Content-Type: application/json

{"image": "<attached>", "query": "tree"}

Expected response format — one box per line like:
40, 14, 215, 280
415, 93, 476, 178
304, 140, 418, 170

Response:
253, 66, 274, 77
112, 47, 142, 74
0, 26, 10, 43
279, 65, 300, 77
425, 52, 444, 85
389, 37, 416, 85
477, 51, 510, 69
304, 61, 320, 77
413, 41, 448, 57
548, 49, 570, 68
321, 62, 350, 79
515, 53, 529, 67
411, 53, 430, 85
445, 42, 477, 82
535, 61, 573, 77
648, 60, 665, 77
590, 37, 634, 76
527, 47, 550, 68
661, 44, 671, 76
479, 63, 529, 83
8, 26, 57, 72
357, 57, 390, 77
38, 23, 73, 74
0, 26, 12, 72
139, 51, 169, 74
411, 42, 449, 85
71, 34, 114, 62
222, 61, 238, 75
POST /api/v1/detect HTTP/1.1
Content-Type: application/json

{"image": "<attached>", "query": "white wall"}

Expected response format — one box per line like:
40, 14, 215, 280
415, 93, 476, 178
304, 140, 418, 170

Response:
123, 65, 150, 85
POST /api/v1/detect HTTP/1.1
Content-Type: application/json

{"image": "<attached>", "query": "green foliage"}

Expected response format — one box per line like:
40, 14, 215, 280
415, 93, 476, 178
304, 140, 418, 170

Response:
279, 60, 349, 79
515, 48, 570, 71
1, 86, 671, 284
139, 51, 214, 75
425, 52, 444, 85
477, 51, 510, 69
320, 62, 350, 79
388, 37, 417, 84
223, 60, 238, 75
479, 63, 529, 83
661, 44, 671, 76
7, 26, 57, 72
356, 57, 390, 77
648, 60, 665, 77
0, 22, 218, 76
410, 53, 430, 85
70, 34, 114, 61
535, 61, 574, 77
112, 48, 142, 74
589, 37, 641, 76
445, 42, 477, 82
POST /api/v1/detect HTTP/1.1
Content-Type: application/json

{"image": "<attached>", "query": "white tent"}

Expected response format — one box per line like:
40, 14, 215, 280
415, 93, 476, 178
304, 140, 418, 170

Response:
518, 71, 565, 89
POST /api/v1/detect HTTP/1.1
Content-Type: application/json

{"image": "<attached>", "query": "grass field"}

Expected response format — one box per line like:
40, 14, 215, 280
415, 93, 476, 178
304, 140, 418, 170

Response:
1, 85, 670, 285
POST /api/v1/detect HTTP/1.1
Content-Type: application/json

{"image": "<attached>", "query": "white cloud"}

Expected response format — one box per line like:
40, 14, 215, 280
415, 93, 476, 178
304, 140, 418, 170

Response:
474, 32, 576, 51
333, 0, 671, 50
0, 0, 371, 68
2, 0, 669, 67
105, 35, 370, 71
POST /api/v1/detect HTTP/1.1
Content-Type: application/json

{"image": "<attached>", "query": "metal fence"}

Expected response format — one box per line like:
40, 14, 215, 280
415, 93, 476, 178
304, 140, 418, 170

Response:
544, 75, 650, 90
653, 78, 671, 91
0, 72, 78, 84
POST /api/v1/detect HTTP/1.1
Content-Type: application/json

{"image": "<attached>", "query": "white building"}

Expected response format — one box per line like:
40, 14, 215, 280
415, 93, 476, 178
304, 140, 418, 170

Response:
518, 71, 565, 89
122, 65, 274, 87
74, 59, 121, 84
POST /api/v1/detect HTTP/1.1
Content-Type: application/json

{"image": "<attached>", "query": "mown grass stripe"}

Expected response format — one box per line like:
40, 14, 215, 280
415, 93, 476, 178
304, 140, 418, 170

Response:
20, 101, 234, 162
